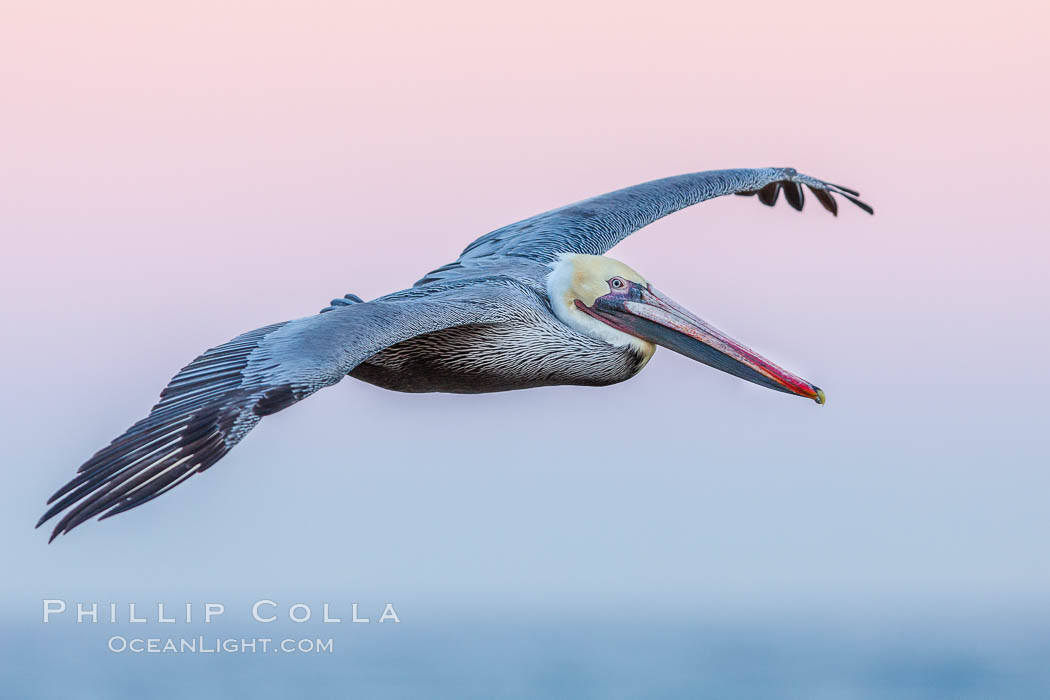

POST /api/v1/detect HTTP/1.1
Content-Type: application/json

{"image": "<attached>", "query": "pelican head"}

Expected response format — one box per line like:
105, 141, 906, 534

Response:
547, 254, 825, 403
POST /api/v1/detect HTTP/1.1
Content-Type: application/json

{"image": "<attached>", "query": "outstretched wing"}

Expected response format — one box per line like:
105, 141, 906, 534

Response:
417, 167, 871, 285
38, 280, 522, 541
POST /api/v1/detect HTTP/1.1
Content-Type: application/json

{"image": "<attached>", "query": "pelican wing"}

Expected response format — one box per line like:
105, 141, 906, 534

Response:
38, 280, 521, 540
418, 167, 871, 284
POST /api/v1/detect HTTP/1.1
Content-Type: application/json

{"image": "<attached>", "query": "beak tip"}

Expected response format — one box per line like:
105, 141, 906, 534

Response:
813, 387, 826, 405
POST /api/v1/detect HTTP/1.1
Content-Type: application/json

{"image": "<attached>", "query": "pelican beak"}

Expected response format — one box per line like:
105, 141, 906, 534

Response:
579, 284, 825, 403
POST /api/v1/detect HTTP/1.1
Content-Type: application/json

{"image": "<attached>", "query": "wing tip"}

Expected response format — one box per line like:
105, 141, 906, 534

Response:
38, 513, 66, 543
821, 179, 873, 215
846, 194, 875, 215
751, 172, 873, 218
827, 181, 861, 197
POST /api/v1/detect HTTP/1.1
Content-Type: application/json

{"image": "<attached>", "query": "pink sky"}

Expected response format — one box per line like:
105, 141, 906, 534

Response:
3, 1, 1047, 316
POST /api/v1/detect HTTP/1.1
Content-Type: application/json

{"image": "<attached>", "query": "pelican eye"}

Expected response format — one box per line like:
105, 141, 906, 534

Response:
609, 277, 627, 290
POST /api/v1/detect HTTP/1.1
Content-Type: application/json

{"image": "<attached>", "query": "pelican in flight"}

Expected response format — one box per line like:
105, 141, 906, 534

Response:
38, 167, 871, 540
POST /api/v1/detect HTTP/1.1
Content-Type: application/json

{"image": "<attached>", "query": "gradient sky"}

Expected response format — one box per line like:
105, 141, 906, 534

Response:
2, 1, 1049, 621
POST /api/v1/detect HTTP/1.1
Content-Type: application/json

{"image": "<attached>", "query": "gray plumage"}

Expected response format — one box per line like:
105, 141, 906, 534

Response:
39, 167, 871, 540
414, 167, 868, 285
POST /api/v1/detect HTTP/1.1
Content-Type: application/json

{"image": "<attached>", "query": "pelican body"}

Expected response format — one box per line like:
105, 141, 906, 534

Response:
352, 256, 654, 393
38, 167, 871, 540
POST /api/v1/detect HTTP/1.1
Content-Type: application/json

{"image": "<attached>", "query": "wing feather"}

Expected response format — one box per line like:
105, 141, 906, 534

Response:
38, 281, 523, 540
418, 167, 872, 285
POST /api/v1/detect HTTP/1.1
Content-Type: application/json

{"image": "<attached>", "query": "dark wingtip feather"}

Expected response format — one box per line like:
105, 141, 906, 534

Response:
37, 497, 73, 529
47, 520, 65, 543
35, 502, 66, 543
828, 182, 861, 197
842, 193, 874, 215
757, 182, 781, 207
782, 181, 805, 211
37, 322, 293, 542
807, 185, 838, 216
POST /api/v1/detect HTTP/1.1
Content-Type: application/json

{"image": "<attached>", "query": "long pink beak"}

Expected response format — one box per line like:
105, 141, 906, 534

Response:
579, 284, 825, 404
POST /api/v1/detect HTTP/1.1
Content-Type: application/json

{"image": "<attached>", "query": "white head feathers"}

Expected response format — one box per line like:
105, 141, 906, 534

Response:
545, 253, 656, 359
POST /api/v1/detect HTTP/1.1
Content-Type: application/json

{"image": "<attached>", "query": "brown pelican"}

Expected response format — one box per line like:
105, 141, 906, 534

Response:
38, 167, 871, 540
